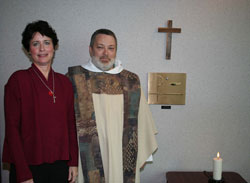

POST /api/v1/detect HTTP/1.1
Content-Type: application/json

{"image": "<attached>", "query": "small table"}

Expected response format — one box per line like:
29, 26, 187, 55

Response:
166, 171, 247, 183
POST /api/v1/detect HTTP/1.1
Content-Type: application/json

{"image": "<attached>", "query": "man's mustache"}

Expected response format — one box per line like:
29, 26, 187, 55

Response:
100, 56, 110, 60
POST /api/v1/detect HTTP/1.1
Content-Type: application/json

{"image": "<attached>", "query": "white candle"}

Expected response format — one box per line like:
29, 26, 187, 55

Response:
213, 152, 223, 180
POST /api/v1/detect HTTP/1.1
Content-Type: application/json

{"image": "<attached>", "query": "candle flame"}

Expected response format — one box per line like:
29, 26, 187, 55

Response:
217, 152, 220, 158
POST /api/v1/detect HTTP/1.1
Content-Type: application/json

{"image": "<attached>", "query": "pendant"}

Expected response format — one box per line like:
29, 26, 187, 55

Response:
53, 95, 56, 103
48, 91, 53, 96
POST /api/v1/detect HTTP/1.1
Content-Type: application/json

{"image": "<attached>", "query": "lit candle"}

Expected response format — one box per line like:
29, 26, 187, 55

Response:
213, 152, 223, 180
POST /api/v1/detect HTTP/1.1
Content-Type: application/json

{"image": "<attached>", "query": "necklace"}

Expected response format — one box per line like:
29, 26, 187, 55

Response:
32, 68, 56, 103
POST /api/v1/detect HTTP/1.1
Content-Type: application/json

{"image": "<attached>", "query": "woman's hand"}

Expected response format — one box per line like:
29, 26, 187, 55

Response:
68, 166, 78, 183
21, 179, 34, 183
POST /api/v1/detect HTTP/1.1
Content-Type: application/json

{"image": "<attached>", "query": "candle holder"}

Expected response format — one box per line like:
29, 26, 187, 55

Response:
208, 177, 225, 183
203, 171, 225, 183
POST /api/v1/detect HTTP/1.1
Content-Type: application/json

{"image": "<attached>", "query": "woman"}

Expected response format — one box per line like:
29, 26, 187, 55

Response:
2, 20, 78, 183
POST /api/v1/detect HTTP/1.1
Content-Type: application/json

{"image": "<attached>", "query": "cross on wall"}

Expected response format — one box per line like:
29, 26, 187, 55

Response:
158, 20, 181, 60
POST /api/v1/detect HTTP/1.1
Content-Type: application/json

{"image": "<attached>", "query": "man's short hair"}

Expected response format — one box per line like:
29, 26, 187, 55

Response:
90, 29, 117, 49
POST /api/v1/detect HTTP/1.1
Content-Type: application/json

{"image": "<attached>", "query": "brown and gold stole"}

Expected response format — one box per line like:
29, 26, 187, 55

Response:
68, 66, 141, 183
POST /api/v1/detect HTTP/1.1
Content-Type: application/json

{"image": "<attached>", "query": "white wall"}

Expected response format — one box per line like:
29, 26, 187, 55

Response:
1, 0, 250, 182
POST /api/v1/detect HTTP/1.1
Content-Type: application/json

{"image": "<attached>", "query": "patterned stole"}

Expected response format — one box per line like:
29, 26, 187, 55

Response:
68, 66, 141, 183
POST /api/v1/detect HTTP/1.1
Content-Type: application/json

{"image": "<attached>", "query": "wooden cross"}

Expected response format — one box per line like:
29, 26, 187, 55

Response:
158, 20, 181, 60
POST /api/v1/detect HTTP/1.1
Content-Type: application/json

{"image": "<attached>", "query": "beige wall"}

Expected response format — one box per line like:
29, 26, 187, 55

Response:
1, 0, 250, 182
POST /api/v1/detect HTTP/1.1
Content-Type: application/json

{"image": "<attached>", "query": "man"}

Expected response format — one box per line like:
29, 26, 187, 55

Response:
67, 29, 157, 183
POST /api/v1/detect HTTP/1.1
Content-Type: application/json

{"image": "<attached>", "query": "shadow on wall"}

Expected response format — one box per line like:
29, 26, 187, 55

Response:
2, 163, 10, 181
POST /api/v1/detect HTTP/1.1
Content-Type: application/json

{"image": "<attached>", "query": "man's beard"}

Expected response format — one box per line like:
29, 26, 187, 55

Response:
91, 56, 116, 71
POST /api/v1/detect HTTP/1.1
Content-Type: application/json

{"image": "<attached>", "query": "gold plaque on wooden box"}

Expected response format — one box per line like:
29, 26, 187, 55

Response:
148, 73, 186, 105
